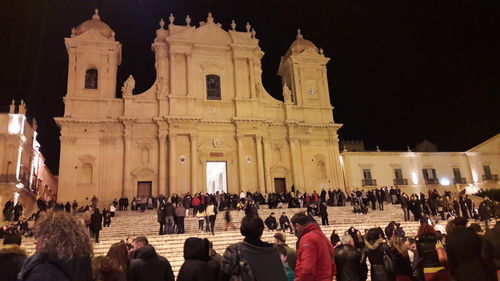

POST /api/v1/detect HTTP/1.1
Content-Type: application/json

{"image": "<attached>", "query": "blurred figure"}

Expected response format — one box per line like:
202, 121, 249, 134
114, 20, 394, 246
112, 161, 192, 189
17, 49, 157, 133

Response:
177, 237, 219, 281
0, 229, 27, 281
334, 234, 367, 281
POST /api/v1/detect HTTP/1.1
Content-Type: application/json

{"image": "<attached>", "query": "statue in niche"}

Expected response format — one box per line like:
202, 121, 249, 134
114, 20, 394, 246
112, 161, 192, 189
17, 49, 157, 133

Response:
156, 77, 168, 96
213, 138, 220, 148
282, 84, 292, 103
121, 75, 135, 97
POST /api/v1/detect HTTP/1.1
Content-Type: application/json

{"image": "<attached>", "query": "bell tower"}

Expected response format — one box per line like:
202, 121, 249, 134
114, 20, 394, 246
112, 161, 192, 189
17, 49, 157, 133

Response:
64, 9, 121, 104
278, 29, 332, 119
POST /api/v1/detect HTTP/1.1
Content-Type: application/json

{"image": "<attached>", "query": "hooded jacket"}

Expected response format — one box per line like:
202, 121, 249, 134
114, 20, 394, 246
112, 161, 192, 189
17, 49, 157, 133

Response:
0, 244, 27, 281
361, 238, 392, 281
18, 252, 93, 281
177, 237, 219, 281
334, 244, 367, 281
295, 223, 336, 281
128, 244, 174, 281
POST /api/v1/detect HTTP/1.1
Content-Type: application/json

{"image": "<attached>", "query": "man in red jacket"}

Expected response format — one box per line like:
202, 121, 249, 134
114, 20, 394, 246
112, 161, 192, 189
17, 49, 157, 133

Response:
291, 212, 336, 281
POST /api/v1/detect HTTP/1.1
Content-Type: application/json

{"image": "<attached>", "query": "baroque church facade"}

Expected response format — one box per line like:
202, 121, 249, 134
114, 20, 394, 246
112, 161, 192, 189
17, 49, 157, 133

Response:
56, 11, 344, 203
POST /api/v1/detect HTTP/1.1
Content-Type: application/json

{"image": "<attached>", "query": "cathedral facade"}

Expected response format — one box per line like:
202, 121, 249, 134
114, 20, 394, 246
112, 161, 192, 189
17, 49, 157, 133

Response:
56, 11, 343, 204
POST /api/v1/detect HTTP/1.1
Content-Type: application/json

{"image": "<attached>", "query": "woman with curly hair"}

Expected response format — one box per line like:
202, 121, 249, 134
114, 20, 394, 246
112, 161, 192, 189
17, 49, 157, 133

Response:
18, 210, 93, 281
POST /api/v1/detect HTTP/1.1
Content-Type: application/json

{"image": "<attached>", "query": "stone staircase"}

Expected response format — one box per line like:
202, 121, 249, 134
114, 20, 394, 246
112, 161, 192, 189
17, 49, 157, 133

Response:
16, 204, 421, 276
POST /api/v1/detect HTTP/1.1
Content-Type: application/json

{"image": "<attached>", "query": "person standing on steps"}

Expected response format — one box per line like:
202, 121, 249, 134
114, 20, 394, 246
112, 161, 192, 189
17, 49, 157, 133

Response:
175, 203, 186, 234
206, 202, 217, 235
320, 202, 329, 226
220, 215, 287, 281
90, 208, 103, 243
128, 236, 175, 281
292, 212, 336, 281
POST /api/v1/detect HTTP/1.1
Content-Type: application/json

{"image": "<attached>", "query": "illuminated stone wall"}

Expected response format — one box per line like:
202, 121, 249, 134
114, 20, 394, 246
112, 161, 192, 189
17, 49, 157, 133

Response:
56, 11, 344, 206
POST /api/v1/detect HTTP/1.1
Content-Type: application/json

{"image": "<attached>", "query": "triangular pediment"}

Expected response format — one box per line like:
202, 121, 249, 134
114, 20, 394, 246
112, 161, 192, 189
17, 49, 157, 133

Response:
191, 23, 232, 45
72, 29, 112, 42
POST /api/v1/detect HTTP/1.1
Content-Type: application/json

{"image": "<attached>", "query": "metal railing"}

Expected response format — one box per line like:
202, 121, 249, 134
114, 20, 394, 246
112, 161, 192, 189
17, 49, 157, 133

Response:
393, 178, 408, 185
424, 178, 440, 185
362, 179, 377, 186
483, 174, 499, 181
453, 177, 466, 184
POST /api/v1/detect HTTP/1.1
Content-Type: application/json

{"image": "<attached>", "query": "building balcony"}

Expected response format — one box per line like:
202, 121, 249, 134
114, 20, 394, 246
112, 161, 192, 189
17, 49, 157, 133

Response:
453, 177, 467, 184
483, 174, 499, 181
393, 178, 408, 185
424, 178, 440, 185
362, 179, 377, 186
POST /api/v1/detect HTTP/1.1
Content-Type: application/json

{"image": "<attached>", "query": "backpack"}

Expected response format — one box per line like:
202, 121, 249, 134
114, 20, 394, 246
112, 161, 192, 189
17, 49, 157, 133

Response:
230, 243, 257, 281
382, 245, 395, 276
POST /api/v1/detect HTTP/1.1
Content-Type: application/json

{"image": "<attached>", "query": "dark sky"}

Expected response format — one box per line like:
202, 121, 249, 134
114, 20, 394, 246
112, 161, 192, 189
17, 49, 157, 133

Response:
1, 0, 499, 174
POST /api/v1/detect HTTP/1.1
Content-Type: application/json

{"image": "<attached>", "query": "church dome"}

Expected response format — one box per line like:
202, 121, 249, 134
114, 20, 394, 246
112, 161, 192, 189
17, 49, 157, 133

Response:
288, 29, 318, 54
73, 9, 114, 39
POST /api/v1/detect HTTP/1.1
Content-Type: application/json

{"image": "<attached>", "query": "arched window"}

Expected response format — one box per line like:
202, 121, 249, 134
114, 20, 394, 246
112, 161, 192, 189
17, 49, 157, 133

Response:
79, 163, 93, 184
206, 74, 221, 100
85, 68, 98, 89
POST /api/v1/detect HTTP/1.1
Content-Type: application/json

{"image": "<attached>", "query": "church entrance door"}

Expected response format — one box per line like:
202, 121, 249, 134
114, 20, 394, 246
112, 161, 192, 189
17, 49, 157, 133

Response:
274, 178, 286, 194
137, 181, 152, 197
206, 162, 227, 194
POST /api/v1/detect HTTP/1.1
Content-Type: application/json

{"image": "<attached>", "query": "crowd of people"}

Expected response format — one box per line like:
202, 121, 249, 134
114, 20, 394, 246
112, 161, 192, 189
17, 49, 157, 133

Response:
1, 187, 500, 281
0, 206, 499, 281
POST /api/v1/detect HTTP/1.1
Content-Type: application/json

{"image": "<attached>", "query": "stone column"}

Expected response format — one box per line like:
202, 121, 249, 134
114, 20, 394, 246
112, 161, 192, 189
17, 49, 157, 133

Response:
263, 138, 272, 193
289, 137, 300, 191
190, 134, 197, 195
122, 133, 132, 198
248, 58, 256, 98
169, 53, 175, 95
168, 133, 176, 196
186, 54, 192, 96
158, 135, 167, 196
236, 135, 244, 193
256, 135, 265, 194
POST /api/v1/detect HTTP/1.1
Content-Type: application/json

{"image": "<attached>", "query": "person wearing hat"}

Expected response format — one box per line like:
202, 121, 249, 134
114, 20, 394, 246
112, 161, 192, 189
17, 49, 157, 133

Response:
273, 233, 297, 271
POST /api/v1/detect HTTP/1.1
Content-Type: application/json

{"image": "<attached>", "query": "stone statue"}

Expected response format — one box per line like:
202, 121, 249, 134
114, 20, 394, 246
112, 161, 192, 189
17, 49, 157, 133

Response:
121, 75, 135, 96
18, 99, 26, 114
156, 77, 168, 96
9, 99, 15, 113
282, 84, 292, 103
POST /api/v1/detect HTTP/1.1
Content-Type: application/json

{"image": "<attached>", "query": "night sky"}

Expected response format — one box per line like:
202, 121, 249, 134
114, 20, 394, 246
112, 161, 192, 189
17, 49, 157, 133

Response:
1, 0, 499, 174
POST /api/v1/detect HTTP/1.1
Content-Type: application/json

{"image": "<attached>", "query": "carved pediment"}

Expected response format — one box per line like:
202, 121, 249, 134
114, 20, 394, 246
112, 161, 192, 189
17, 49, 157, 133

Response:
72, 29, 112, 42
131, 167, 156, 177
191, 23, 232, 46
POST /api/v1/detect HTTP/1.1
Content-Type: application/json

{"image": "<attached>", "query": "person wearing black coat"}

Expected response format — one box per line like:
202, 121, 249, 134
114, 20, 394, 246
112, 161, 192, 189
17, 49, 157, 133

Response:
90, 208, 103, 243
177, 237, 219, 281
128, 237, 175, 281
157, 206, 166, 235
0, 238, 28, 281
335, 235, 367, 281
361, 229, 392, 281
264, 213, 278, 231
446, 218, 492, 281
18, 210, 93, 281
319, 202, 329, 225
482, 220, 500, 280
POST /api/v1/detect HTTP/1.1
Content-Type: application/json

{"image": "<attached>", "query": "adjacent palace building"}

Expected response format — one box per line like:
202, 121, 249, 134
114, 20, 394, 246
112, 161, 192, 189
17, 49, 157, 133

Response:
55, 11, 498, 205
